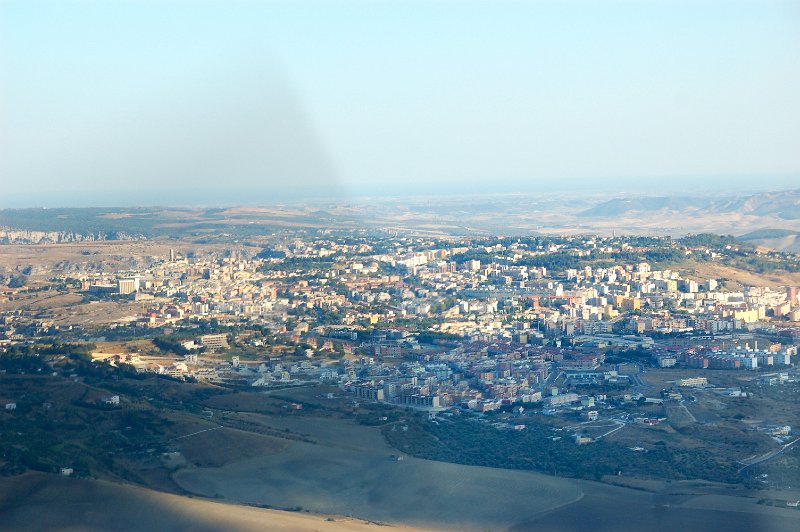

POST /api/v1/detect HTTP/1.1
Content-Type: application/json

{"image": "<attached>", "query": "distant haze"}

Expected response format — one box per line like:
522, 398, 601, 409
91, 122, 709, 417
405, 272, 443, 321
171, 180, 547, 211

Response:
1, 0, 799, 207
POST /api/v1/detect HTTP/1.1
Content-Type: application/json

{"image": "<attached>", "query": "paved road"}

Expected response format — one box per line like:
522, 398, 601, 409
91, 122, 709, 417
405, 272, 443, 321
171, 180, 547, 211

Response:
739, 437, 800, 472
171, 425, 223, 441
596, 421, 626, 440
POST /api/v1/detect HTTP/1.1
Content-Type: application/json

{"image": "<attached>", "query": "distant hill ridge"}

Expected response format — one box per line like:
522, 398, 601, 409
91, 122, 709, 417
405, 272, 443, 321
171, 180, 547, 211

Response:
579, 189, 800, 219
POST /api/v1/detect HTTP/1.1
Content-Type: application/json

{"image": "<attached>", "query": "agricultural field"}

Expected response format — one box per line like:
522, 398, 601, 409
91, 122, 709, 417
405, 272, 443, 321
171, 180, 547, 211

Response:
172, 409, 585, 531
0, 472, 424, 532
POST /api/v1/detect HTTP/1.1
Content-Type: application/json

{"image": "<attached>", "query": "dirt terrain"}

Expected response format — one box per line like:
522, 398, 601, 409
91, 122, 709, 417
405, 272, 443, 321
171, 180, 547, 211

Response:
0, 240, 245, 279
681, 261, 800, 290
0, 290, 141, 325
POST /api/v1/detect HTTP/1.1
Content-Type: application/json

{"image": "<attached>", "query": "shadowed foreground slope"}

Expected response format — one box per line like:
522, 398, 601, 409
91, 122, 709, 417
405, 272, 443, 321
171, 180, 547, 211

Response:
0, 472, 426, 532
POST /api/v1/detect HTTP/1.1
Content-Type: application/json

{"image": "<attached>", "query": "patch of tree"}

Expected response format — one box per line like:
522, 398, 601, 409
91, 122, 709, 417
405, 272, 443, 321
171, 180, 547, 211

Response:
451, 251, 501, 266
383, 415, 740, 483
312, 308, 342, 325
516, 252, 591, 273
8, 274, 28, 288
0, 399, 171, 478
0, 351, 50, 373
258, 257, 335, 272
416, 331, 462, 344
4, 342, 96, 358
725, 254, 800, 273
678, 233, 744, 248
152, 336, 190, 355
255, 247, 287, 260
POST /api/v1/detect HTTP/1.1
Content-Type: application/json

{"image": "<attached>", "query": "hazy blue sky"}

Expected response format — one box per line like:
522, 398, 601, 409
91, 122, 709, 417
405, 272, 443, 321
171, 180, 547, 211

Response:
1, 0, 799, 206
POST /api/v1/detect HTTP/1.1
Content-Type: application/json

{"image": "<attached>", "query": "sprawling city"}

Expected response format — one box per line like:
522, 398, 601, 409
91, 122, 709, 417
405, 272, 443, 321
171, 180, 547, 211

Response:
2, 205, 800, 530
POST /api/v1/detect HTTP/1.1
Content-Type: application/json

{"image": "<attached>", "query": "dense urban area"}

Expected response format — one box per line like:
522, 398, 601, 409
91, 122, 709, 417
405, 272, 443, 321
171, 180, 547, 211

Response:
3, 230, 800, 494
